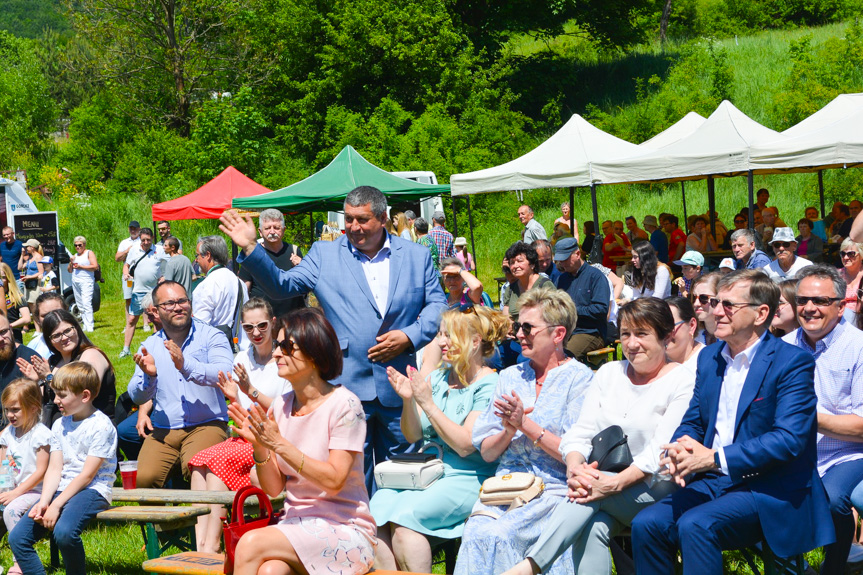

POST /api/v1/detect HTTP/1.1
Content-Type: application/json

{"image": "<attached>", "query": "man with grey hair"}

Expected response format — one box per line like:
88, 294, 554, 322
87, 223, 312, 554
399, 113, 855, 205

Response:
730, 228, 771, 270
428, 210, 455, 266
120, 228, 163, 358
220, 185, 446, 492
519, 204, 547, 244
783, 264, 863, 574
403, 209, 417, 241
193, 235, 249, 350
238, 208, 305, 317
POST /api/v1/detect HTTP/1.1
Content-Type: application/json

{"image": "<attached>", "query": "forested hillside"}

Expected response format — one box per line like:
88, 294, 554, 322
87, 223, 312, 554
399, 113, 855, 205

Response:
4, 0, 863, 289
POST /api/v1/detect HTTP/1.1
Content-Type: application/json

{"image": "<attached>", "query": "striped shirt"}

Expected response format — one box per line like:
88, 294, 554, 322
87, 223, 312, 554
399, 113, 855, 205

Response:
784, 318, 863, 475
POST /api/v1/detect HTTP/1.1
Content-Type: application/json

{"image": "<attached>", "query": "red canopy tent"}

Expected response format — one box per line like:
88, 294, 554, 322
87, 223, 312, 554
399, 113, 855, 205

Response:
151, 166, 271, 221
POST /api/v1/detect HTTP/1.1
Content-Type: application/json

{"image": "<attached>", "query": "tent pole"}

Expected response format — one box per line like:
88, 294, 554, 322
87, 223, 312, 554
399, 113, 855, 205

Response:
231, 241, 238, 271
452, 197, 459, 237
466, 197, 477, 275
309, 211, 313, 244
707, 178, 716, 238
590, 184, 601, 263
818, 170, 826, 219
568, 186, 575, 236
747, 170, 755, 231
681, 182, 689, 234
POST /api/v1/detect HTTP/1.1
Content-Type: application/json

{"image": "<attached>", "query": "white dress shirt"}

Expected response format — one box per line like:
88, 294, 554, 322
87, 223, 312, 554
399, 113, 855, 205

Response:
711, 332, 767, 473
348, 235, 391, 314
192, 266, 250, 349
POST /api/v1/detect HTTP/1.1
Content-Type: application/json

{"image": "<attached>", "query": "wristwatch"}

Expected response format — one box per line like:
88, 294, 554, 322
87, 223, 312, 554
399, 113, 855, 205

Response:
42, 373, 54, 387
713, 450, 721, 470
250, 389, 259, 400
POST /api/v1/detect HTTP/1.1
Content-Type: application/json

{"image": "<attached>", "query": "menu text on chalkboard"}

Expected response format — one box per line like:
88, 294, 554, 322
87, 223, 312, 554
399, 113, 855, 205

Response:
14, 212, 59, 260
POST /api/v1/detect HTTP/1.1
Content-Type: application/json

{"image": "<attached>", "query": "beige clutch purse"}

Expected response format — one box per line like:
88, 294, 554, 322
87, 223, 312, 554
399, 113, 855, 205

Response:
478, 472, 545, 510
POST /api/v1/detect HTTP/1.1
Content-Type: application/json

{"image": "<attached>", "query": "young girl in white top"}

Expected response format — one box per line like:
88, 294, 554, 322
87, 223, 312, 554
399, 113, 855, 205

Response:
0, 379, 52, 575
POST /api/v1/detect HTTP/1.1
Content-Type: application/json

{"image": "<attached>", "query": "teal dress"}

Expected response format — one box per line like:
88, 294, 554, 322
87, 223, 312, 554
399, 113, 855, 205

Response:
370, 369, 498, 538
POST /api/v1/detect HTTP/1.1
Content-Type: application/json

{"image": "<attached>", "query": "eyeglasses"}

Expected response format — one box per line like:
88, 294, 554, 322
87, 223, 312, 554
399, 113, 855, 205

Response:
273, 338, 297, 356
840, 251, 860, 259
512, 322, 559, 337
734, 219, 746, 224
708, 298, 760, 313
49, 327, 76, 343
241, 321, 270, 333
795, 296, 843, 307
772, 242, 793, 249
157, 297, 190, 311
195, 253, 204, 259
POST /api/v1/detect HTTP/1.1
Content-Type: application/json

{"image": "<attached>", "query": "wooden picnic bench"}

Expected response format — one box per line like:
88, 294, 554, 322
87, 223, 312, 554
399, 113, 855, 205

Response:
49, 488, 284, 567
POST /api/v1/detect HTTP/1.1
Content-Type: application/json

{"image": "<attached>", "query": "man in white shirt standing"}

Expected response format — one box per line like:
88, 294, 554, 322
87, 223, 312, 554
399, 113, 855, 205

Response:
119, 228, 164, 358
115, 220, 141, 320
192, 235, 249, 351
632, 269, 834, 575
763, 227, 812, 282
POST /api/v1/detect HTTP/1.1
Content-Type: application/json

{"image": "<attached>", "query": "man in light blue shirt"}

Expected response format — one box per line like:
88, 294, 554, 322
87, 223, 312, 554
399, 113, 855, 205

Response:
128, 281, 234, 488
730, 228, 771, 270
784, 264, 863, 574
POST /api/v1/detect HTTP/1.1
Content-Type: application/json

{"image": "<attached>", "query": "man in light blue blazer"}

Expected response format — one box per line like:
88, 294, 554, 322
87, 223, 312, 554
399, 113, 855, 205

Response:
632, 269, 835, 575
221, 187, 447, 490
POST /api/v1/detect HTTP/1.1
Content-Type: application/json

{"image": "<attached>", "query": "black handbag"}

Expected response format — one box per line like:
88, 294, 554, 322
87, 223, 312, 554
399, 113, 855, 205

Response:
588, 425, 633, 472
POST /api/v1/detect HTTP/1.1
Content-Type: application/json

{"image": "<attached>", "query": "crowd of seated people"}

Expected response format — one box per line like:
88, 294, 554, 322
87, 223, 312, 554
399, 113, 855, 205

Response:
10, 187, 863, 575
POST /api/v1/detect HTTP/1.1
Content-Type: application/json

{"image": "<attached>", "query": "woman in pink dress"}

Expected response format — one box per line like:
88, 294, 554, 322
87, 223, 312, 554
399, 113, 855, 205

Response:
229, 308, 375, 575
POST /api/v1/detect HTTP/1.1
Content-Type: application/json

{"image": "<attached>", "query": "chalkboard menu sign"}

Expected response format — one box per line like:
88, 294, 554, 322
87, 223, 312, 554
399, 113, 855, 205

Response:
14, 211, 59, 260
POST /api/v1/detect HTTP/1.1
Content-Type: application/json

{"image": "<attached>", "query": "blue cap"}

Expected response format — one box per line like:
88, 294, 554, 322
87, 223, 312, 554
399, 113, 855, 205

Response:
553, 237, 579, 261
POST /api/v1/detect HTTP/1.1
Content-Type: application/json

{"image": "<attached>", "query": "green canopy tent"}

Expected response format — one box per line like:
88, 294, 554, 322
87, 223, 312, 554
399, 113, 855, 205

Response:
232, 145, 450, 212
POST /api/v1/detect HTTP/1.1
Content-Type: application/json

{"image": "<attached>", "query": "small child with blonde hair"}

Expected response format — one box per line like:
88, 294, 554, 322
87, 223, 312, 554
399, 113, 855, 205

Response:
8, 362, 117, 575
0, 379, 51, 575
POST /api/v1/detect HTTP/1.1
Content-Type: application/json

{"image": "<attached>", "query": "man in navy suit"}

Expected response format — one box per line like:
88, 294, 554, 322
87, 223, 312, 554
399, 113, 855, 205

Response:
631, 269, 834, 575
220, 186, 447, 490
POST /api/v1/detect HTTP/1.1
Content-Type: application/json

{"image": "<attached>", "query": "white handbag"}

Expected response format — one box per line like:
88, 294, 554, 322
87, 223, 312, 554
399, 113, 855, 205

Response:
374, 443, 444, 490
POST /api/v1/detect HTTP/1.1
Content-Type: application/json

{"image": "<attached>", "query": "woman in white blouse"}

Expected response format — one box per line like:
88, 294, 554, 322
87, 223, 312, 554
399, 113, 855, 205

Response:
664, 296, 704, 372
628, 242, 671, 300
503, 298, 695, 575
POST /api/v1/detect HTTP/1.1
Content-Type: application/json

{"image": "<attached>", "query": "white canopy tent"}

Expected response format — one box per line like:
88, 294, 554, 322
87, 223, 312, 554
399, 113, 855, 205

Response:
449, 114, 641, 196
779, 92, 863, 138
589, 101, 779, 185
638, 111, 706, 150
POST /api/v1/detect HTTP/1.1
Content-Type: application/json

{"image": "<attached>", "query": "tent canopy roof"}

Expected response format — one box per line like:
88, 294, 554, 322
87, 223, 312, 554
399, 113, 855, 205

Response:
639, 112, 706, 150
232, 146, 450, 212
449, 114, 641, 196
152, 166, 271, 221
589, 100, 780, 185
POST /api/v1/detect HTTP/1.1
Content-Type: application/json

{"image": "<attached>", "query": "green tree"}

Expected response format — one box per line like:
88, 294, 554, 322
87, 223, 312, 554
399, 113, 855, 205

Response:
0, 31, 57, 166
67, 0, 269, 134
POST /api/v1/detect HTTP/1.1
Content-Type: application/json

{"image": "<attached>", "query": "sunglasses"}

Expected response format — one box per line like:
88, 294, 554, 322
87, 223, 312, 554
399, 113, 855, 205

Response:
274, 338, 298, 356
241, 321, 270, 334
708, 298, 760, 313
459, 302, 477, 315
74, 243, 84, 247
512, 322, 559, 337
795, 296, 843, 307
694, 294, 713, 306
841, 251, 860, 259
772, 242, 793, 249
